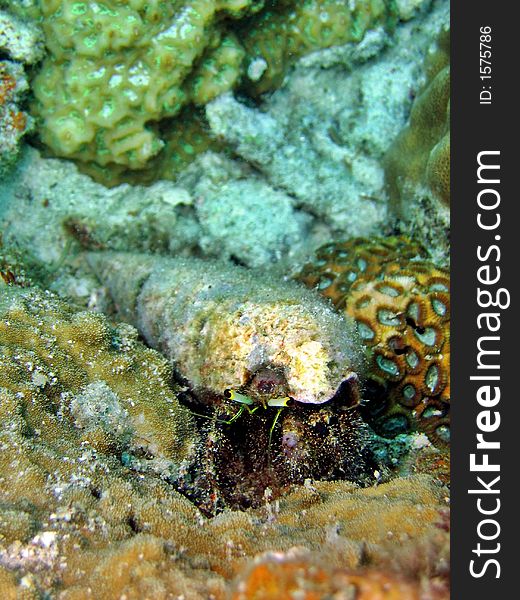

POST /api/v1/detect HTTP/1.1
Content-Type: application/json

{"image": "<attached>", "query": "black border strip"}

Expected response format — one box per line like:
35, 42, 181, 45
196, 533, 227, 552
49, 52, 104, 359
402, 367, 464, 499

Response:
452, 0, 516, 595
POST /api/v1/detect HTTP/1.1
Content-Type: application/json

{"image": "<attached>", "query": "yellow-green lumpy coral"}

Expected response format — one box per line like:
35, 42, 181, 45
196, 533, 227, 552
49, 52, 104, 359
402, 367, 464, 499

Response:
385, 25, 450, 209
78, 108, 224, 186
31, 0, 256, 171
30, 0, 396, 183
0, 284, 197, 476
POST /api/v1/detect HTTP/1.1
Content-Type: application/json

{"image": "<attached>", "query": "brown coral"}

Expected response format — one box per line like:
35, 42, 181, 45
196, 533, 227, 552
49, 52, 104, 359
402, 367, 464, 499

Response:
385, 25, 450, 210
297, 237, 450, 447
0, 424, 449, 598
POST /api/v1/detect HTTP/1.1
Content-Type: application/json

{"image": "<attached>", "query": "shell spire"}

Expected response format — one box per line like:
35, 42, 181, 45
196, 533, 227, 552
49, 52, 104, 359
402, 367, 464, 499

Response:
87, 252, 365, 405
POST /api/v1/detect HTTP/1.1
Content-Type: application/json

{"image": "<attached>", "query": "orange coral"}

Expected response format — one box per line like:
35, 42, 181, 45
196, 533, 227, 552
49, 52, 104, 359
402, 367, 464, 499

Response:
297, 237, 450, 447
0, 67, 16, 104
1, 61, 32, 170
8, 110, 26, 132
230, 552, 445, 600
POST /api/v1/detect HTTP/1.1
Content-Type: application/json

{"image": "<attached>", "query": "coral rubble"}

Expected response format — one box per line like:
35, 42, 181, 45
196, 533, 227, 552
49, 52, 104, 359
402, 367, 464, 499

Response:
206, 0, 449, 238
297, 236, 450, 447
0, 147, 310, 295
0, 2, 449, 275
0, 7, 44, 64
194, 178, 307, 269
0, 147, 202, 297
0, 3, 43, 177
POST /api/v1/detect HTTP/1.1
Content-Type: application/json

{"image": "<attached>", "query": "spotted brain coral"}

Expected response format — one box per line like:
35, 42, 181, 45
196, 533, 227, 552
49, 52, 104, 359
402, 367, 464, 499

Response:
297, 237, 450, 447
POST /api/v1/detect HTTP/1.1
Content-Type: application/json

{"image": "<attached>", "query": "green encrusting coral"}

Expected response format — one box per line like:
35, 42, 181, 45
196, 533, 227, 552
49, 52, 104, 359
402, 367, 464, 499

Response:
239, 0, 396, 95
29, 0, 397, 185
0, 283, 198, 481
